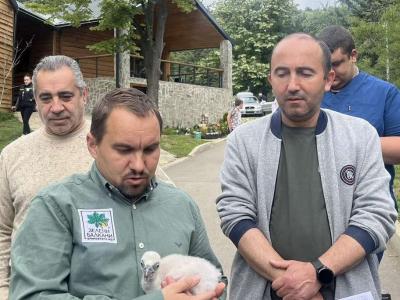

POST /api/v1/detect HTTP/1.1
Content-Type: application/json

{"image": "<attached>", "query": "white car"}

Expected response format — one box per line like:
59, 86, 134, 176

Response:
236, 92, 263, 116
259, 100, 273, 114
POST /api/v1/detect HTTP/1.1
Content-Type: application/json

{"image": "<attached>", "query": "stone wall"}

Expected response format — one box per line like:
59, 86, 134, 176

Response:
85, 77, 233, 128
85, 77, 116, 113
158, 81, 232, 128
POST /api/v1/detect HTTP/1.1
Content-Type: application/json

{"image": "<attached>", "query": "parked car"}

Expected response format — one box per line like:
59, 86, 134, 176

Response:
259, 99, 273, 114
236, 92, 263, 116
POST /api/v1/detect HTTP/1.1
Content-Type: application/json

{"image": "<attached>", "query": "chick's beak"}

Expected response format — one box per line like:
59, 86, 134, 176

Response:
143, 267, 154, 281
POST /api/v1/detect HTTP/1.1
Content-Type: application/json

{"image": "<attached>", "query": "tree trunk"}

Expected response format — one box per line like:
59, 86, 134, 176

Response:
142, 0, 169, 107
145, 52, 161, 106
116, 28, 131, 88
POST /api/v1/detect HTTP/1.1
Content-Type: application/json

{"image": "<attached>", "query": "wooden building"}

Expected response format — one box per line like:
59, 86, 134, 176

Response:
6, 0, 231, 101
0, 0, 17, 111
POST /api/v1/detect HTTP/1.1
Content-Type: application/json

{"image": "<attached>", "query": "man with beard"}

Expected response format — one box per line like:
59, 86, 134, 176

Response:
216, 33, 396, 300
10, 88, 225, 300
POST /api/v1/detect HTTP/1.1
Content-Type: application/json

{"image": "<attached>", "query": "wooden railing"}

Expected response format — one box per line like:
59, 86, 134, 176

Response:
75, 54, 223, 88
130, 55, 223, 88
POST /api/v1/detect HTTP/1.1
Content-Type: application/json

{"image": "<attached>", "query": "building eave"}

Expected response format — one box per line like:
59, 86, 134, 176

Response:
195, 0, 234, 45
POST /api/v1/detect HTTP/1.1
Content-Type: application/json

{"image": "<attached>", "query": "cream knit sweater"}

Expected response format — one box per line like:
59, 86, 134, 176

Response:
0, 121, 93, 299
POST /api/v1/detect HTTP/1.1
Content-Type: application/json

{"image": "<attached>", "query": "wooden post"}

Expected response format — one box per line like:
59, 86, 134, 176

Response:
162, 50, 171, 81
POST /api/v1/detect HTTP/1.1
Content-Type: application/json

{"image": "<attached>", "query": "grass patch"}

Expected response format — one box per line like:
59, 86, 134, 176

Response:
160, 134, 206, 158
0, 111, 21, 152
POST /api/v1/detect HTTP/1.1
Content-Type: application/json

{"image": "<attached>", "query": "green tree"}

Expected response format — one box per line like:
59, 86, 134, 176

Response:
26, 0, 196, 106
212, 0, 297, 95
351, 0, 400, 86
338, 0, 395, 21
294, 5, 351, 36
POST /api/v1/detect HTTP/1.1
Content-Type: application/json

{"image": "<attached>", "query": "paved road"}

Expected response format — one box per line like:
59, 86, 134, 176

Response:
164, 139, 400, 298
164, 140, 236, 277
380, 235, 400, 298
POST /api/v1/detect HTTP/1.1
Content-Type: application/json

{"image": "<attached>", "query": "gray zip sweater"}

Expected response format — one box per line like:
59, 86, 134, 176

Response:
217, 109, 397, 299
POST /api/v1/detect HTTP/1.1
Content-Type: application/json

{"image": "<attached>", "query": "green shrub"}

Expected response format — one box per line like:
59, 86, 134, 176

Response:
162, 127, 178, 135
162, 126, 193, 136
0, 112, 21, 152
218, 113, 229, 135
0, 111, 15, 122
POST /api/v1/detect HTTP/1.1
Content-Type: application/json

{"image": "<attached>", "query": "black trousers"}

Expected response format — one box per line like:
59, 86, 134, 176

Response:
20, 106, 35, 134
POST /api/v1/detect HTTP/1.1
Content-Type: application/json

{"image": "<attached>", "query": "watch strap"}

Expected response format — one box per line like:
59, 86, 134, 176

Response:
311, 258, 334, 286
311, 258, 324, 271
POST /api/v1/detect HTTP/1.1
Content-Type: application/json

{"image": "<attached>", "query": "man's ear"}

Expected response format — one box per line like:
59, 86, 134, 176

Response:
325, 69, 336, 92
350, 49, 358, 63
87, 132, 98, 159
82, 88, 89, 105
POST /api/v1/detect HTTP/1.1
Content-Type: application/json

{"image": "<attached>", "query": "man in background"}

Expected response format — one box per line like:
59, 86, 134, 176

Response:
12, 74, 35, 135
0, 55, 93, 299
318, 25, 400, 211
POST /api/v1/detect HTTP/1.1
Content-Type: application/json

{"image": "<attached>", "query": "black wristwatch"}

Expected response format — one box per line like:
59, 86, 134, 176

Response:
311, 259, 334, 286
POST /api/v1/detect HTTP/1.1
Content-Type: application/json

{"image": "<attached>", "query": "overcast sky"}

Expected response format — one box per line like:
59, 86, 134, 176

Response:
294, 0, 334, 9
201, 0, 334, 10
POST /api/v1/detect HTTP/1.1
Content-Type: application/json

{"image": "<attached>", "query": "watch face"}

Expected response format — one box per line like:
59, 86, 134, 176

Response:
319, 267, 334, 285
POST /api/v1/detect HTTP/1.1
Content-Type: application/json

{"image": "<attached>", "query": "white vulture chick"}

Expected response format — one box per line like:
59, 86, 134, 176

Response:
140, 251, 221, 295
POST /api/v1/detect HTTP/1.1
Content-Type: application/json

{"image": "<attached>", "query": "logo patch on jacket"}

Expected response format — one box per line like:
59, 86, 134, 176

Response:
340, 165, 356, 185
78, 209, 117, 243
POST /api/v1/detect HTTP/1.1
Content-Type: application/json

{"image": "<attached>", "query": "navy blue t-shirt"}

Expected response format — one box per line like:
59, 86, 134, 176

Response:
322, 71, 400, 209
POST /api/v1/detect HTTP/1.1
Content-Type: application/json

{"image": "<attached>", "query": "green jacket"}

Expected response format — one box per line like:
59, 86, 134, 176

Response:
11, 163, 224, 300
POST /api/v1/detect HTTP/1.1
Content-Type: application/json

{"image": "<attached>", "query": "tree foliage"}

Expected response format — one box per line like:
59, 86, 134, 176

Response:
338, 0, 395, 21
351, 0, 400, 86
294, 5, 351, 36
212, 0, 297, 96
293, 0, 400, 87
26, 0, 196, 105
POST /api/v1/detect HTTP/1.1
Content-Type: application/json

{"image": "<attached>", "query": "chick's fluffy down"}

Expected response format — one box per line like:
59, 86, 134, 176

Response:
149, 254, 221, 295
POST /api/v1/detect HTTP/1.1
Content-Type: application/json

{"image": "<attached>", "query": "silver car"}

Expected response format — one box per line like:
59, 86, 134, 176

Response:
237, 93, 263, 116
259, 99, 273, 114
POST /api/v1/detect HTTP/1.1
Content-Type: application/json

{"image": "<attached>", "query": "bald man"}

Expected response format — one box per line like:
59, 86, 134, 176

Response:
216, 33, 396, 300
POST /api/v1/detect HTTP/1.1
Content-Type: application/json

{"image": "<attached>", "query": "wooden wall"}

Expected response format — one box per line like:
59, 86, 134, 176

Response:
0, 0, 14, 111
59, 25, 114, 78
14, 18, 114, 86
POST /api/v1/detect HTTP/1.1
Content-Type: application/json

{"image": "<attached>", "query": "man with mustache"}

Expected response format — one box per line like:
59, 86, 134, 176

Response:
217, 33, 396, 300
0, 55, 93, 299
10, 88, 225, 300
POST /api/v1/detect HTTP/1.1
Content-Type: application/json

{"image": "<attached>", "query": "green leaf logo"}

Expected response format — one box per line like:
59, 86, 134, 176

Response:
87, 212, 109, 228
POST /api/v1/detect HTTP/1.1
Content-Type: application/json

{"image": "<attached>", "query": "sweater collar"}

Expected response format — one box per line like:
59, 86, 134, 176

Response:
271, 108, 327, 139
